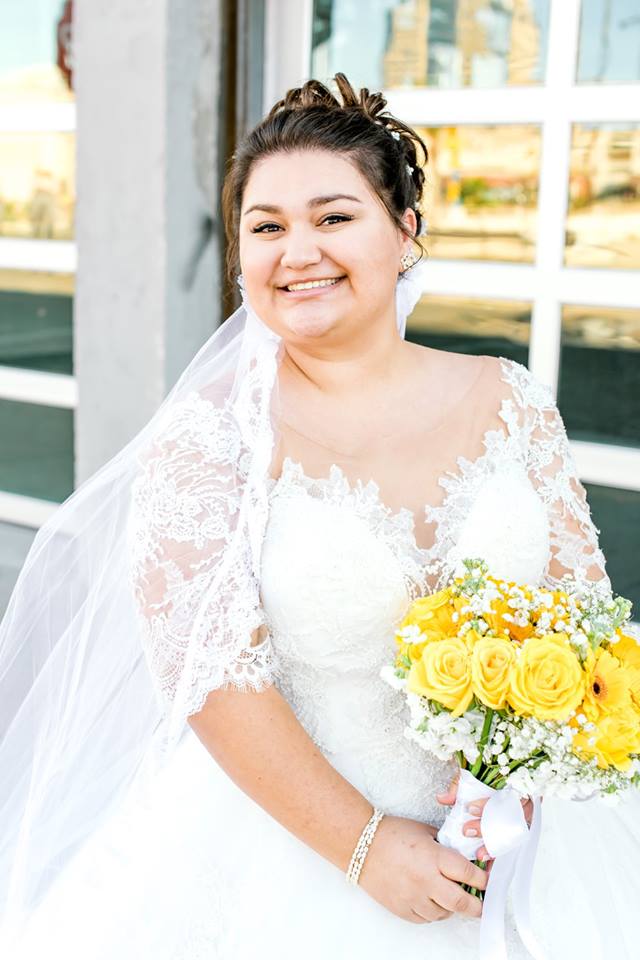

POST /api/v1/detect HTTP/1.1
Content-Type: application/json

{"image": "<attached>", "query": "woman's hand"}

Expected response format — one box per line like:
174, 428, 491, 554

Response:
436, 777, 534, 863
356, 814, 487, 924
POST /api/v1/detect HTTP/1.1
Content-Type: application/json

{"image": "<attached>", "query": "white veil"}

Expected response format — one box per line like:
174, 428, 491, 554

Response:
0, 261, 427, 945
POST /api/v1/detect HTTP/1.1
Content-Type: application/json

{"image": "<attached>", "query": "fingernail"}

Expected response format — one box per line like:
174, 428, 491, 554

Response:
467, 804, 481, 816
465, 828, 479, 837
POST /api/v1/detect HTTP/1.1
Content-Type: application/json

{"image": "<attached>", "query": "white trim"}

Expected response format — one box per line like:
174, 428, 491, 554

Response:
417, 261, 640, 311
0, 367, 77, 408
0, 103, 76, 133
0, 490, 58, 528
384, 85, 640, 127
263, 0, 313, 114
571, 441, 640, 493
527, 0, 582, 394
0, 238, 76, 273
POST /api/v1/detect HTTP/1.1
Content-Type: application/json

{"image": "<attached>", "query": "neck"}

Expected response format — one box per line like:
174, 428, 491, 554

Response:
280, 310, 409, 399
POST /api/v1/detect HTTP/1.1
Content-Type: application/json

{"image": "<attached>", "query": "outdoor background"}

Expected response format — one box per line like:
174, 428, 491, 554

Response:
0, 0, 638, 618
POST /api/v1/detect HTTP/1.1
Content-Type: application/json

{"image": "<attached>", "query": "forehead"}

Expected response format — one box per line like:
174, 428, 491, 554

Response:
242, 149, 379, 212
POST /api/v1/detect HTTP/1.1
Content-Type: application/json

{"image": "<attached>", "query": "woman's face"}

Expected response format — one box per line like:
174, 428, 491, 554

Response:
238, 149, 417, 343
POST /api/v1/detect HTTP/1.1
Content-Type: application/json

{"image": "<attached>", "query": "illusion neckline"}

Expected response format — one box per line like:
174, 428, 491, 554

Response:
268, 356, 516, 521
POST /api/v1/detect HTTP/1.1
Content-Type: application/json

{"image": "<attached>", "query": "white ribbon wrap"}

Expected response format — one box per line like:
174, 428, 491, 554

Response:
437, 768, 545, 960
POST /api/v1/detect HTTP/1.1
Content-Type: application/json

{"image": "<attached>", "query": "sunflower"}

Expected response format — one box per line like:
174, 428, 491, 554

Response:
581, 647, 633, 721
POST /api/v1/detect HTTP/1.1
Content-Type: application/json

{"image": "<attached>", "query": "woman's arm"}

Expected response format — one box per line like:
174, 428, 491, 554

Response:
188, 644, 488, 924
189, 674, 372, 874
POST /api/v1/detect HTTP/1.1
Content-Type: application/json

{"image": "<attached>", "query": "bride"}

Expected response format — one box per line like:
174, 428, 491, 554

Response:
1, 73, 638, 959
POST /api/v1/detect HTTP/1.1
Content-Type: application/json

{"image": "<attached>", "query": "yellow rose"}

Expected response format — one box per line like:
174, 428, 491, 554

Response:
407, 637, 473, 717
404, 589, 458, 637
611, 632, 640, 707
471, 635, 516, 710
572, 706, 640, 771
581, 647, 633, 721
507, 633, 585, 721
614, 631, 640, 668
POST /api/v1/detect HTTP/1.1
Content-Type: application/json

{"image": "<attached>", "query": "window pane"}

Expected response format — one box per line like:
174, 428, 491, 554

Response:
577, 0, 640, 85
0, 270, 73, 374
312, 0, 550, 90
0, 397, 73, 502
0, 132, 75, 241
0, 0, 73, 105
0, 521, 37, 619
414, 125, 540, 263
558, 304, 640, 448
566, 123, 640, 270
586, 483, 640, 617
407, 294, 530, 364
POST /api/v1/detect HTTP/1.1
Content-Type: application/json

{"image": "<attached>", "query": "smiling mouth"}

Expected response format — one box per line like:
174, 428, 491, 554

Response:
280, 276, 346, 292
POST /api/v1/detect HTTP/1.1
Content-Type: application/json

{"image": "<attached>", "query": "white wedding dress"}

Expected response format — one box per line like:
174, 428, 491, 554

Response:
11, 357, 639, 959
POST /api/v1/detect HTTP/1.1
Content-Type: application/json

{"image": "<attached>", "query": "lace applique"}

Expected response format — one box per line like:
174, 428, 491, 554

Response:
268, 358, 610, 600
499, 358, 610, 591
423, 358, 610, 593
268, 457, 432, 601
128, 389, 279, 722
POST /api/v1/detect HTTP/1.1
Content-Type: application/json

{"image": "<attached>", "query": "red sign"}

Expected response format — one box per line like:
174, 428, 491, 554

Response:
56, 1, 73, 90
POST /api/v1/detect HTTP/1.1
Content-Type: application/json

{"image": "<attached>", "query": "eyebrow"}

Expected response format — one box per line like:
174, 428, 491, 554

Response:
242, 193, 363, 217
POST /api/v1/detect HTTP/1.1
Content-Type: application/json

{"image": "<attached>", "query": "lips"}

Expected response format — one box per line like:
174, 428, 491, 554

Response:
278, 276, 346, 296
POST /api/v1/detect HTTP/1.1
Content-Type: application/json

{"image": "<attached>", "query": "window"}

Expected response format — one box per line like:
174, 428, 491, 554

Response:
268, 0, 640, 614
0, 0, 75, 608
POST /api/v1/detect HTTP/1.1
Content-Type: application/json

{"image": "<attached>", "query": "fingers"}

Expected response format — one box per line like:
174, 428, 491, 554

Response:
431, 877, 483, 919
437, 847, 488, 892
523, 798, 534, 825
410, 902, 453, 924
436, 773, 459, 807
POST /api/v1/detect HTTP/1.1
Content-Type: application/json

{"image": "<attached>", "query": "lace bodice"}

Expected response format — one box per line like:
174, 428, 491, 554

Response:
130, 356, 610, 743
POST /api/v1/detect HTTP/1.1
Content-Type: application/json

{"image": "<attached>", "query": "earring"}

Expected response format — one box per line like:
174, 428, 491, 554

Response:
400, 251, 417, 271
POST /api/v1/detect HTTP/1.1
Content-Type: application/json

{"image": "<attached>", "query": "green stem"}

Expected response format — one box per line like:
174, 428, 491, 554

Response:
470, 709, 495, 779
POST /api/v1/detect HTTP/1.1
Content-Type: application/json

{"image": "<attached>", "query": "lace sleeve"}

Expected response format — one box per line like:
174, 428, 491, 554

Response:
127, 391, 278, 721
504, 360, 611, 593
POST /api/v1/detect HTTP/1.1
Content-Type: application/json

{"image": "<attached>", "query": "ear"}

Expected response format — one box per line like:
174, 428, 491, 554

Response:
400, 207, 418, 246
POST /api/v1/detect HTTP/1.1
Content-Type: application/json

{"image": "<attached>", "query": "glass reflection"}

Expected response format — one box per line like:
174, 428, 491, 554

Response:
0, 0, 73, 105
0, 270, 73, 374
577, 0, 640, 85
566, 123, 640, 270
311, 0, 550, 91
558, 304, 640, 448
0, 133, 75, 241
0, 397, 73, 502
407, 293, 530, 365
415, 124, 540, 263
584, 483, 640, 615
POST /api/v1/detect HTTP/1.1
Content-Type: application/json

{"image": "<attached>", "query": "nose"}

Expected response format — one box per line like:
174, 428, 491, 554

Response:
279, 226, 322, 271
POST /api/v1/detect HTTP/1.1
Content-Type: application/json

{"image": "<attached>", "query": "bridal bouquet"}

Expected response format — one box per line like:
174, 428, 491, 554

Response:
380, 557, 639, 953
382, 557, 639, 803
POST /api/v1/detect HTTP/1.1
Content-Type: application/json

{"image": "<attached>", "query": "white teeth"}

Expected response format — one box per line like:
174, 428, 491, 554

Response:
285, 277, 342, 291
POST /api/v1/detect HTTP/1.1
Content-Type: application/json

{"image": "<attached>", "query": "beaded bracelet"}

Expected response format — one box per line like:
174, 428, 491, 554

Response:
345, 806, 385, 886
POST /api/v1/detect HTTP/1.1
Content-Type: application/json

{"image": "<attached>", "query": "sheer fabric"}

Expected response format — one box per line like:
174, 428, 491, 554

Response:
129, 352, 610, 732
9, 352, 637, 960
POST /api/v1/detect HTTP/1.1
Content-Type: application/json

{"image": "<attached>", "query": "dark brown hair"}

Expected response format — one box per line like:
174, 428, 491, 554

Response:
221, 72, 429, 285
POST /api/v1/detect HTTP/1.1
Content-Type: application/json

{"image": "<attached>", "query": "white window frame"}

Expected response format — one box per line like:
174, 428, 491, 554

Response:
0, 103, 77, 528
264, 0, 640, 496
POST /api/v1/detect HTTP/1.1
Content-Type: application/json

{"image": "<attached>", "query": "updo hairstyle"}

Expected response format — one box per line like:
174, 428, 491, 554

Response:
221, 72, 429, 285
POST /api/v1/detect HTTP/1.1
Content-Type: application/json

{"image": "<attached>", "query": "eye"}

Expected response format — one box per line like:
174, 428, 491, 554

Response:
251, 222, 282, 234
320, 214, 353, 226
250, 214, 354, 234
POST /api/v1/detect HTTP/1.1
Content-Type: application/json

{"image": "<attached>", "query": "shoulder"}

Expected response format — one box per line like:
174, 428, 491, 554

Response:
490, 356, 557, 412
406, 341, 489, 387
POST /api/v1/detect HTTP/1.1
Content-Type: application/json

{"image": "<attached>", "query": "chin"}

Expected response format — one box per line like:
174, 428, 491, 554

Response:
284, 314, 340, 338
